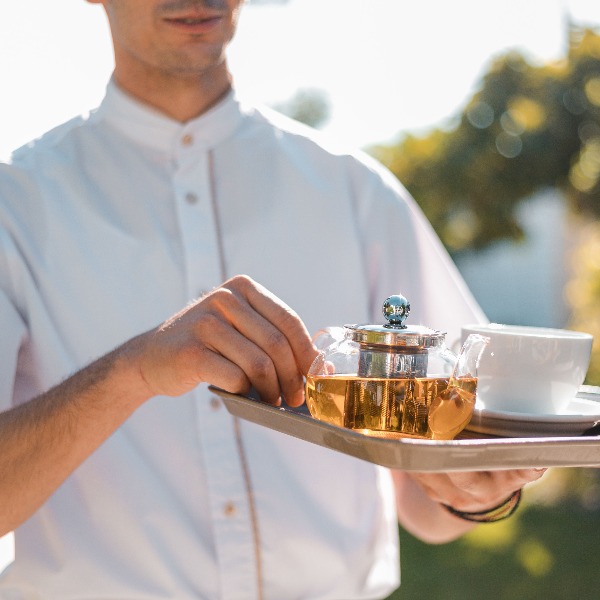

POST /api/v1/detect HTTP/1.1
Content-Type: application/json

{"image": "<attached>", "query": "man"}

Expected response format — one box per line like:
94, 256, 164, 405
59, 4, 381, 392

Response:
0, 1, 545, 598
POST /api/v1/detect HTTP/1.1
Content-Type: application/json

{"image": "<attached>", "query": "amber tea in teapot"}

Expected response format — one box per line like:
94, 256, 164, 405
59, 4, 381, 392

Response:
305, 294, 488, 440
306, 374, 478, 440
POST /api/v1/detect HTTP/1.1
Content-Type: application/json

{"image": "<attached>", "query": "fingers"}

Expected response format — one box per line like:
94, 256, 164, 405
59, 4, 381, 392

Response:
225, 276, 318, 375
149, 275, 317, 405
207, 276, 317, 406
199, 309, 297, 405
410, 468, 548, 513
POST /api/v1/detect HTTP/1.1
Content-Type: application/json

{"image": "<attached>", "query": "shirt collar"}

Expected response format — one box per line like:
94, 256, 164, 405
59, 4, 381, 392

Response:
92, 78, 245, 153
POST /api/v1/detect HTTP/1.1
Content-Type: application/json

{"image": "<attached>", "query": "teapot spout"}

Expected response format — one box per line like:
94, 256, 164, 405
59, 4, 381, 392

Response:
450, 333, 490, 385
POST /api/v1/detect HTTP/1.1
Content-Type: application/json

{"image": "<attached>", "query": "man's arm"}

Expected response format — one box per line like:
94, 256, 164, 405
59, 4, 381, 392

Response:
0, 343, 149, 535
0, 275, 317, 536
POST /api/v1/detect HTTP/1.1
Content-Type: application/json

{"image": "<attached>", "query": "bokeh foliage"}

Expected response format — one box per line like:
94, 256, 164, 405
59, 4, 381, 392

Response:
272, 87, 331, 129
566, 220, 600, 384
370, 27, 600, 253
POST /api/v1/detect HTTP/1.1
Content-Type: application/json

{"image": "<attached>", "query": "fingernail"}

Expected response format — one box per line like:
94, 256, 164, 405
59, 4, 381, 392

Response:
288, 390, 305, 407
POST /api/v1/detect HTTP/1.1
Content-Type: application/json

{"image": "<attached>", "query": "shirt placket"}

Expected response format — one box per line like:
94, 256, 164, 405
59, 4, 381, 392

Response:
173, 130, 262, 600
174, 131, 222, 299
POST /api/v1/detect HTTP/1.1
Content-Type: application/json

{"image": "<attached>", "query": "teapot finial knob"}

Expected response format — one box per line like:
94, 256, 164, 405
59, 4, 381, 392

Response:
382, 294, 410, 328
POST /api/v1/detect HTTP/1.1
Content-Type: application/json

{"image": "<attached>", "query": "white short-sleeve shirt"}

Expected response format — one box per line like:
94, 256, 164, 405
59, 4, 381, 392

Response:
0, 81, 485, 599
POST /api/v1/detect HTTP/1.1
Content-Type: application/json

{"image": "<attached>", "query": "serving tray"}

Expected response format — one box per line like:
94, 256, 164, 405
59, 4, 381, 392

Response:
211, 385, 600, 472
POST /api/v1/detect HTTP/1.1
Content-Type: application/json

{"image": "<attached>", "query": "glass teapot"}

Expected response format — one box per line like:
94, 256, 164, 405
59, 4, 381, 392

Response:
305, 294, 489, 440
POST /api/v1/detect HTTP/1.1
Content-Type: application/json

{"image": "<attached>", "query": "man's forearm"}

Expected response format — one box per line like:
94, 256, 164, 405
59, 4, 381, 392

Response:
0, 338, 151, 536
392, 470, 476, 544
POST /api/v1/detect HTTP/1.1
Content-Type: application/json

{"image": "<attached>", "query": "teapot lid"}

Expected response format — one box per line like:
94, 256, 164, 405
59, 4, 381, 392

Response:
345, 294, 446, 349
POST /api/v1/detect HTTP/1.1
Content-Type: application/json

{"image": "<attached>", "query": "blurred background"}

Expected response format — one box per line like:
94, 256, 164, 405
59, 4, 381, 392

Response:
2, 0, 600, 597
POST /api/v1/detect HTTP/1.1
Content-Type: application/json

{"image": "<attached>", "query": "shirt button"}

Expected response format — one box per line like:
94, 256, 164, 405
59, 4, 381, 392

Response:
181, 134, 193, 146
224, 502, 237, 518
210, 397, 221, 411
185, 192, 198, 204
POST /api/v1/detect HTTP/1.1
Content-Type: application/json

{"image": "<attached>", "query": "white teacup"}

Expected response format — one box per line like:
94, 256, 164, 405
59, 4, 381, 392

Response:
461, 323, 593, 415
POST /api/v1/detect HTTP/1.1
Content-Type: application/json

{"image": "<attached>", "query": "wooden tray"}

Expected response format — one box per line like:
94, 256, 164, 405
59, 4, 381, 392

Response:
211, 386, 600, 472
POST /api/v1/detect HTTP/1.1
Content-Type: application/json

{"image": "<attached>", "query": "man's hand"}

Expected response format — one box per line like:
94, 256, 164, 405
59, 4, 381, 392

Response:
392, 468, 547, 543
407, 468, 546, 513
133, 275, 318, 406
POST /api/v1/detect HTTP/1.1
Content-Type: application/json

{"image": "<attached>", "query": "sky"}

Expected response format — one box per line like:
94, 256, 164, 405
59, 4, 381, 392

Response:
0, 0, 600, 161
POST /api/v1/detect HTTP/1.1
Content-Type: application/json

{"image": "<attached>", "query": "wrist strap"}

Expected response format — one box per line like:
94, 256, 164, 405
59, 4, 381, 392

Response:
442, 488, 522, 523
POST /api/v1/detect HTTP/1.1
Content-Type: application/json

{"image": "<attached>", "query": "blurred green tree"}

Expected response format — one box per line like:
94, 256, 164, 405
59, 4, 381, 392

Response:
369, 27, 600, 253
272, 87, 331, 129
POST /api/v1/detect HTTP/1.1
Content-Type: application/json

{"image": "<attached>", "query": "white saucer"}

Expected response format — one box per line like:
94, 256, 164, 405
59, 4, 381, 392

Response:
466, 387, 600, 437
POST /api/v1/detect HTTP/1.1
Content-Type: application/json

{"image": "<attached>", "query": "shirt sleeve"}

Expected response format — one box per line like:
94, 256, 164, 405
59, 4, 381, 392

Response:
0, 215, 28, 413
0, 286, 27, 414
349, 153, 488, 345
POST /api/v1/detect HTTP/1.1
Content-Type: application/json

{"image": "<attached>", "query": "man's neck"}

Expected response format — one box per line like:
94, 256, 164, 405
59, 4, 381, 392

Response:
112, 63, 233, 123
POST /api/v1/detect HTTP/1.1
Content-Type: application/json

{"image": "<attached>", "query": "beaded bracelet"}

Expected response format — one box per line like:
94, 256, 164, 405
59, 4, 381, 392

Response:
442, 488, 522, 523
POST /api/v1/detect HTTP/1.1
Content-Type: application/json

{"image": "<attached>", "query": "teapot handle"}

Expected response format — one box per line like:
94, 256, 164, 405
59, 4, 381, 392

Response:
449, 337, 463, 354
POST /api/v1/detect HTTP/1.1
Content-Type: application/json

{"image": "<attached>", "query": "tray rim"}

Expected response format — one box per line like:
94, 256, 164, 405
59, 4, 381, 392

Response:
211, 386, 600, 472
